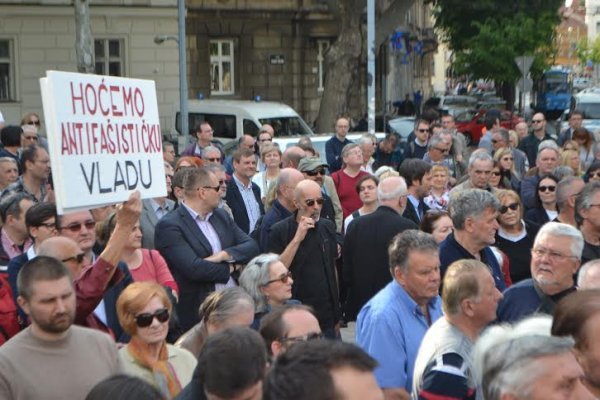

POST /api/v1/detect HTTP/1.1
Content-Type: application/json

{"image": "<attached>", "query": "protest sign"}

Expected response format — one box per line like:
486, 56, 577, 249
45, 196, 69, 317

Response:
40, 71, 166, 214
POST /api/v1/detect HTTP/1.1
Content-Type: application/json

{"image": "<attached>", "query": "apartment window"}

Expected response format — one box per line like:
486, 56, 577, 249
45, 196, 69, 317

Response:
210, 39, 235, 95
94, 39, 124, 76
0, 39, 15, 101
317, 40, 330, 92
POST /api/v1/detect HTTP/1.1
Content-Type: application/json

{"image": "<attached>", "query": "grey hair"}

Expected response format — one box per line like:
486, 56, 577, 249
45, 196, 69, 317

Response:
201, 145, 221, 158
495, 128, 510, 144
199, 286, 255, 326
204, 163, 226, 174
577, 259, 600, 288
473, 316, 573, 400
534, 221, 584, 260
388, 229, 438, 274
556, 176, 582, 209
0, 157, 17, 166
341, 143, 360, 158
449, 189, 500, 230
552, 166, 574, 181
239, 253, 280, 313
427, 134, 444, 150
537, 139, 560, 155
575, 181, 600, 226
468, 150, 493, 169
377, 176, 407, 201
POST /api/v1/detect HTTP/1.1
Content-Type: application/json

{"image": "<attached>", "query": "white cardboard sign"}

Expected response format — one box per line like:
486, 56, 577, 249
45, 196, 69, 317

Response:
40, 70, 166, 214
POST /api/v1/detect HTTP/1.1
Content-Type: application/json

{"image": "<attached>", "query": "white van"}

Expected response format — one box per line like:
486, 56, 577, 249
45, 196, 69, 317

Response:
170, 99, 314, 150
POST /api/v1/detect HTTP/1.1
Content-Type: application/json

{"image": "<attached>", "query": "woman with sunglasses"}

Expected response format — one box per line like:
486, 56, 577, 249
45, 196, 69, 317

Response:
584, 161, 600, 183
239, 253, 300, 329
494, 147, 521, 191
524, 174, 559, 226
175, 287, 255, 358
116, 282, 197, 399
495, 190, 540, 283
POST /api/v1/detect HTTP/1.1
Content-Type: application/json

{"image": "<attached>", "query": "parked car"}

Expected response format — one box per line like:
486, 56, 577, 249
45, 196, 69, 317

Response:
455, 109, 519, 145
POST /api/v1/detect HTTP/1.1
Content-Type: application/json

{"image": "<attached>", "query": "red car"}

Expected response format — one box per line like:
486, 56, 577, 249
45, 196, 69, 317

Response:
455, 109, 520, 145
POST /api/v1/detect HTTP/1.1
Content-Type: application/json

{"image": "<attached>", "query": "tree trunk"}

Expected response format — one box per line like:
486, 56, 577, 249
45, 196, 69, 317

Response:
315, 0, 363, 133
74, 0, 94, 73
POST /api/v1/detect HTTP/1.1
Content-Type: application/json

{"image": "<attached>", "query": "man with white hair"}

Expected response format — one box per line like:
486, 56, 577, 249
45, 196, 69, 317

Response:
473, 316, 593, 400
497, 222, 583, 323
343, 176, 417, 320
357, 135, 376, 173
577, 259, 600, 289
519, 140, 560, 209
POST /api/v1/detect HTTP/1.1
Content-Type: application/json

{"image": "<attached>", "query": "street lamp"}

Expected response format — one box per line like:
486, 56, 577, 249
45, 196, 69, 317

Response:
153, 0, 189, 149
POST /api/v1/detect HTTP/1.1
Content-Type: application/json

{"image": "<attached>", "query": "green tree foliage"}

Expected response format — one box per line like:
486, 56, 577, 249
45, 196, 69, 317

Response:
429, 0, 563, 82
575, 37, 600, 66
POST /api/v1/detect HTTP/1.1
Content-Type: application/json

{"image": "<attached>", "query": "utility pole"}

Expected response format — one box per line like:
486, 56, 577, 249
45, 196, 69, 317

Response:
367, 0, 375, 134
74, 0, 94, 73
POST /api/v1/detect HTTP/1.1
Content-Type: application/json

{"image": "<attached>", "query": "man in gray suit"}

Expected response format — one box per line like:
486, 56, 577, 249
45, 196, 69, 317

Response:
155, 167, 259, 330
140, 162, 175, 249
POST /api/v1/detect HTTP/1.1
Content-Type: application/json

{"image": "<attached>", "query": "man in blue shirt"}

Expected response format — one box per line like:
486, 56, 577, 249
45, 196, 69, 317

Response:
325, 117, 352, 173
356, 230, 443, 399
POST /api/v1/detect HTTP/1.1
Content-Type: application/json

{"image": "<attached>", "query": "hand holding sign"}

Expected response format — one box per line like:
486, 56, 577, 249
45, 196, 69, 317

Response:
114, 190, 142, 229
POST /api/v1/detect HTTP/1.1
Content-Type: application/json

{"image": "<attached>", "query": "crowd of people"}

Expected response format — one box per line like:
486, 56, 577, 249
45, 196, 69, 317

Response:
0, 107, 599, 399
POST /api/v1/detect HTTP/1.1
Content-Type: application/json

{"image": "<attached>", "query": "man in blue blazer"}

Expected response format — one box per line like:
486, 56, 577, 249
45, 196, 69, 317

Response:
225, 148, 265, 234
155, 167, 260, 331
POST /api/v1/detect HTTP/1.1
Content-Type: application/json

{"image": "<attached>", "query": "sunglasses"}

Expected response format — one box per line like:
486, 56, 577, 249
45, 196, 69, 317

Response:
202, 185, 221, 193
491, 171, 501, 176
264, 271, 292, 286
434, 147, 449, 154
37, 221, 57, 230
502, 157, 513, 161
499, 202, 519, 214
538, 185, 556, 192
279, 332, 323, 343
60, 220, 96, 233
27, 120, 41, 126
417, 128, 429, 133
61, 253, 86, 264
306, 169, 326, 177
589, 171, 600, 179
135, 308, 170, 328
305, 198, 324, 207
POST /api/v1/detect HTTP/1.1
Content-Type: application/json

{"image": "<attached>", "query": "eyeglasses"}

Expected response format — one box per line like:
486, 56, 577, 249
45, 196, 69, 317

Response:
417, 128, 429, 133
202, 185, 221, 192
37, 221, 57, 230
434, 147, 449, 154
27, 120, 41, 126
305, 168, 326, 177
263, 271, 293, 286
305, 198, 324, 207
206, 157, 221, 163
279, 332, 323, 343
499, 202, 519, 214
538, 185, 556, 192
531, 247, 577, 263
134, 308, 170, 328
532, 120, 544, 123
59, 220, 96, 232
61, 253, 85, 264
589, 171, 600, 179
491, 171, 501, 176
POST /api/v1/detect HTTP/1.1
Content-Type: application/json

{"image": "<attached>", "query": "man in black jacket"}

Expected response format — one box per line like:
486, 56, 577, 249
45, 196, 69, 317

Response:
342, 176, 418, 320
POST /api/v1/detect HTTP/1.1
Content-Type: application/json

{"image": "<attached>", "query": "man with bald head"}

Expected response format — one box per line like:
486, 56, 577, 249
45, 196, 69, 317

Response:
343, 176, 418, 320
258, 168, 304, 251
37, 192, 141, 338
515, 121, 529, 140
268, 179, 340, 338
519, 112, 554, 167
281, 145, 306, 169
